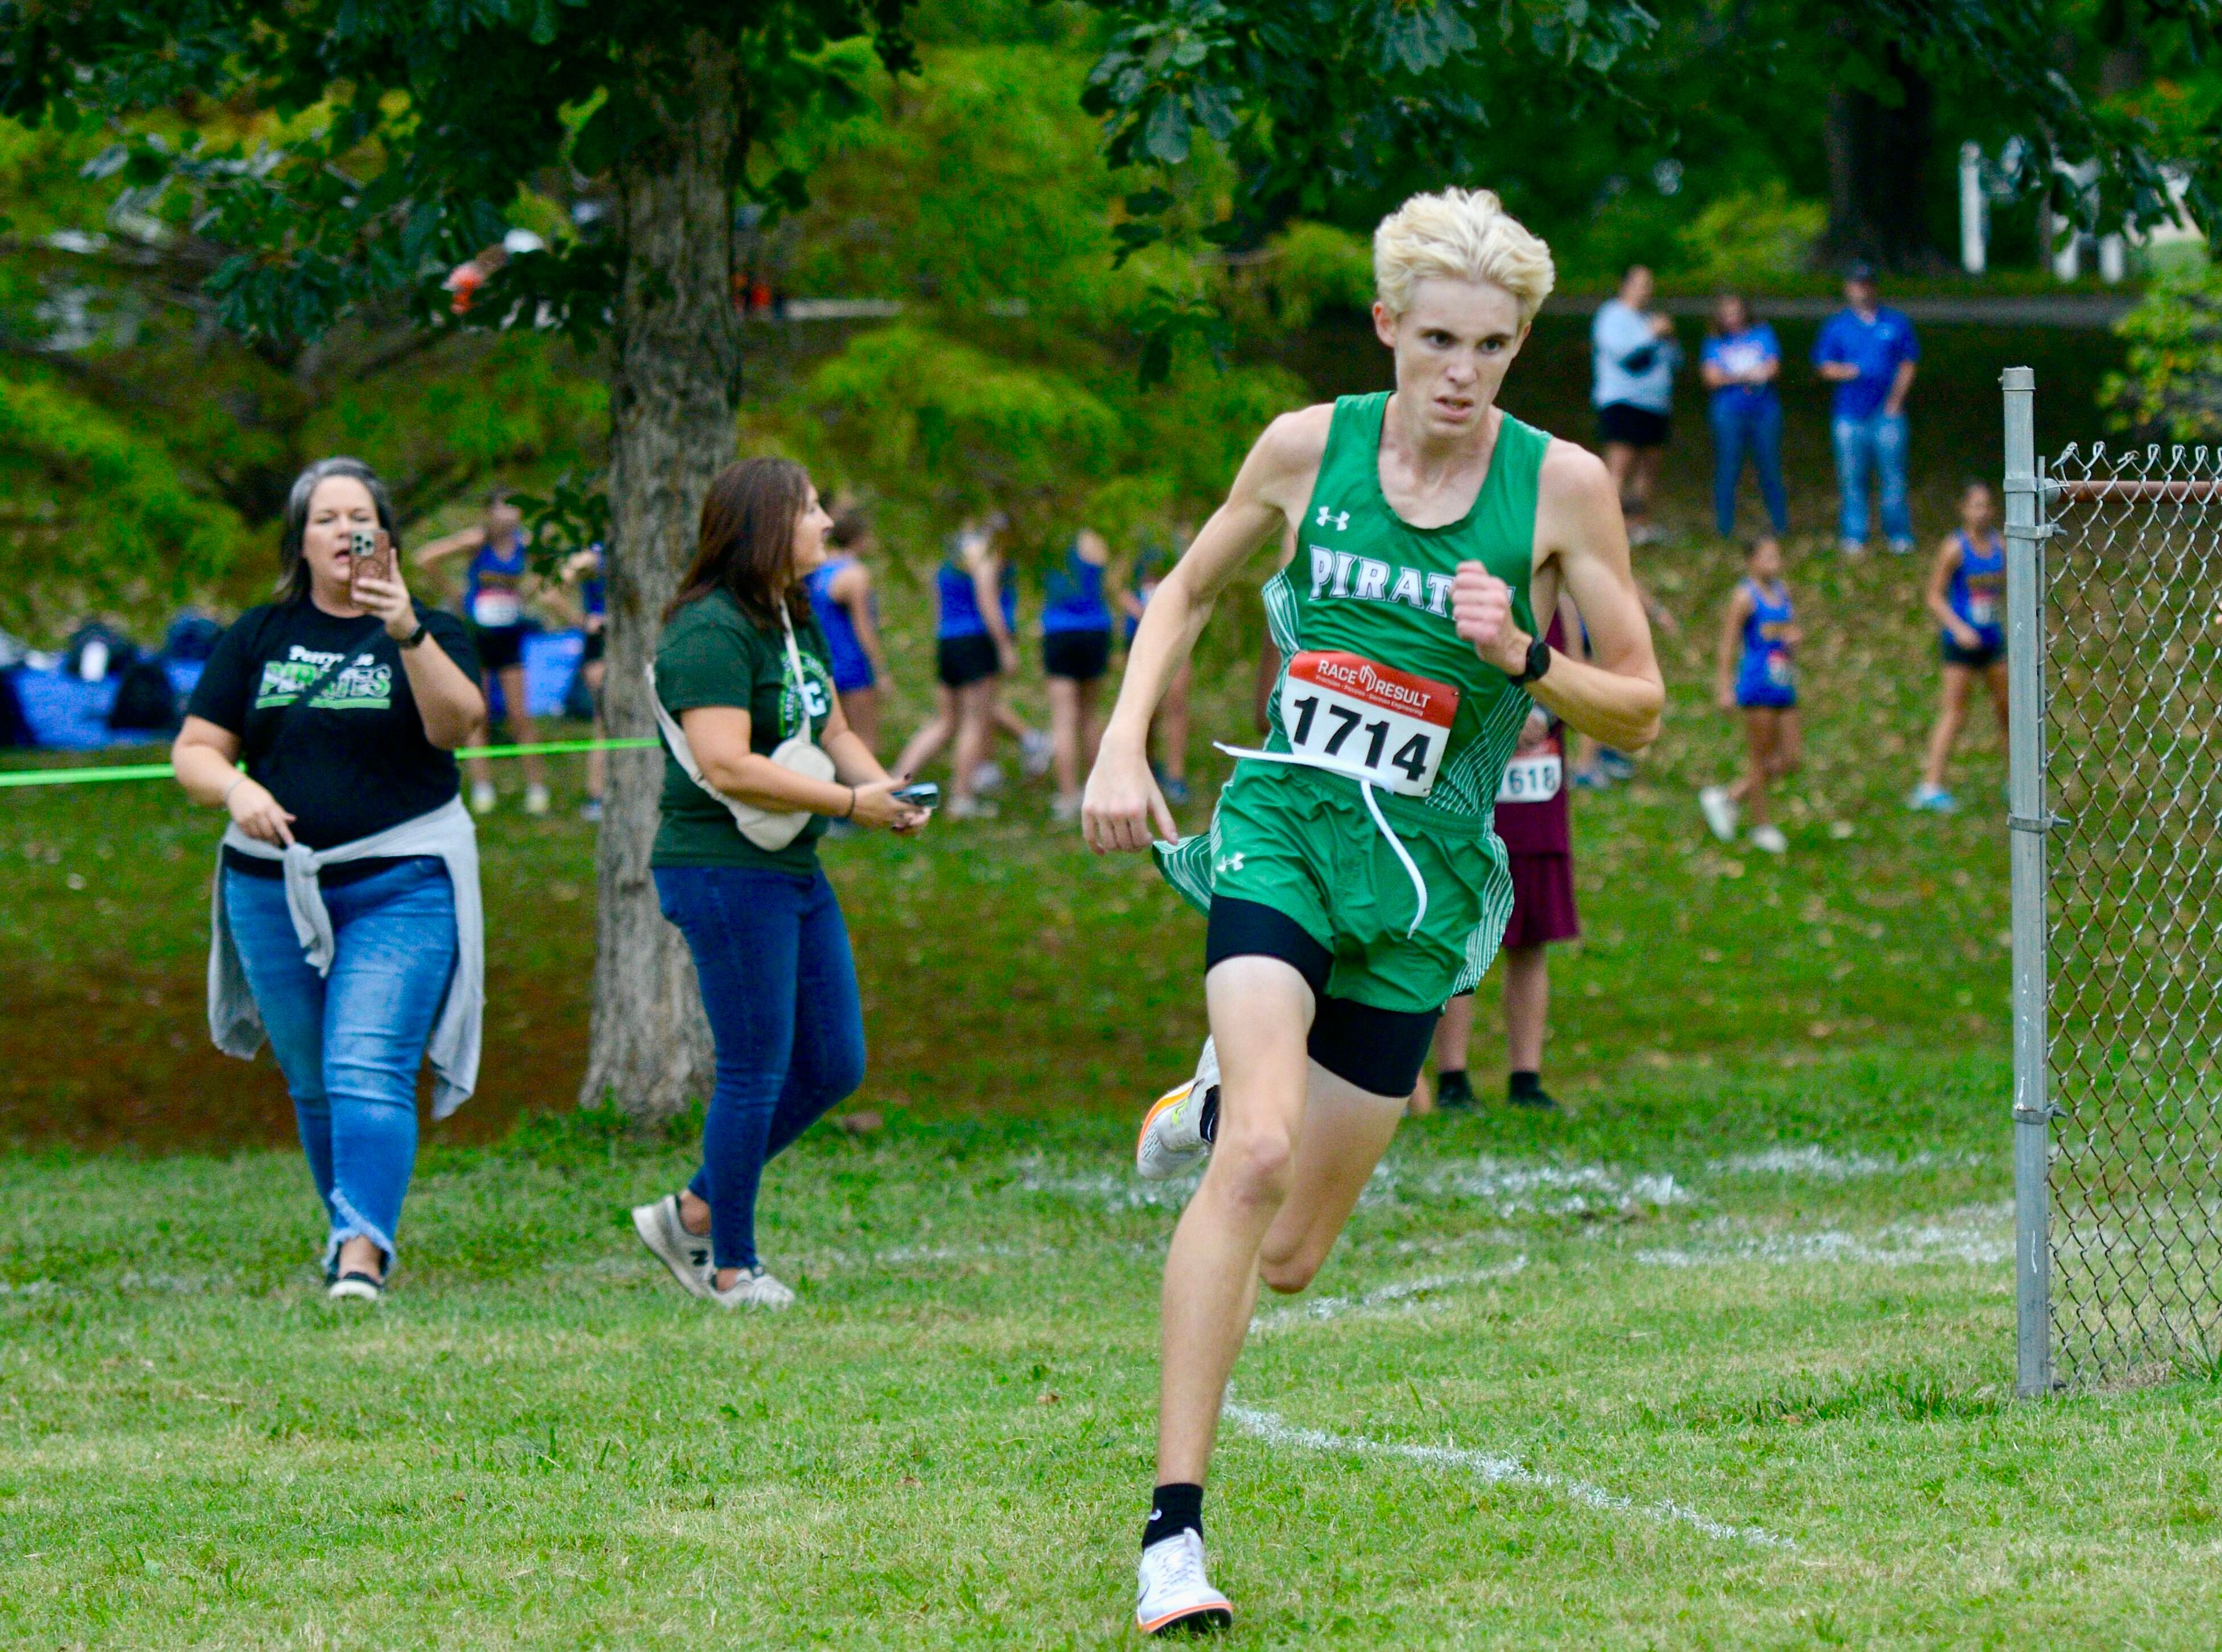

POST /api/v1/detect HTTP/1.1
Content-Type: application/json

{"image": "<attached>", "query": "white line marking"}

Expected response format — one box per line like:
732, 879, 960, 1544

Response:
1706, 1146, 1985, 1182
1250, 1257, 1527, 1335
1636, 1206, 2013, 1270
1224, 1403, 1796, 1550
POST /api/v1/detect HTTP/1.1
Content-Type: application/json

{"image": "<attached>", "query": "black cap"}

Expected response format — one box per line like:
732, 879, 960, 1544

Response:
1844, 260, 1879, 285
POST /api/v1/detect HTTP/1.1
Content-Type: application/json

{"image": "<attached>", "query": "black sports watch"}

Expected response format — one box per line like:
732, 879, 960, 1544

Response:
1507, 635, 1552, 687
397, 623, 431, 651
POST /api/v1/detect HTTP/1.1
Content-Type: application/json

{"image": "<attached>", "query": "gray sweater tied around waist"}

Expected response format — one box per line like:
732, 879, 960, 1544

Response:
206, 795, 484, 1117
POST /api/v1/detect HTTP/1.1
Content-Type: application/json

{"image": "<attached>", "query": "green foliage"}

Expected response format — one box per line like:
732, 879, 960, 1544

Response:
0, 369, 250, 638
1247, 221, 1374, 330
2102, 266, 2222, 441
1674, 184, 1829, 287
791, 323, 1121, 532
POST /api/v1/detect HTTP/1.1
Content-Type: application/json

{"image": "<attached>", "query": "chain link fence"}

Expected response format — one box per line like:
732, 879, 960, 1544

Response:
2006, 369, 2222, 1393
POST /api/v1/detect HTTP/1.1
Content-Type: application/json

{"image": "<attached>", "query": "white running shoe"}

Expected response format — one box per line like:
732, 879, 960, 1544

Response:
1136, 1530, 1233, 1636
1749, 823, 1788, 855
1020, 729, 1054, 779
972, 759, 1006, 794
631, 1194, 713, 1300
1136, 1038, 1218, 1182
1051, 793, 1084, 824
946, 795, 999, 821
709, 1265, 796, 1309
470, 781, 498, 815
523, 782, 551, 816
1698, 784, 1739, 843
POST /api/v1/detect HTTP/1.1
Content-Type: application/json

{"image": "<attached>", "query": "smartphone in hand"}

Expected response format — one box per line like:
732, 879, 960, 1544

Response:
890, 782, 941, 808
347, 528, 395, 602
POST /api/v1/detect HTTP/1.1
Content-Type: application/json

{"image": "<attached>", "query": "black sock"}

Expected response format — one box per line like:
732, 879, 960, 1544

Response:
1436, 1067, 1471, 1097
1198, 1085, 1220, 1145
1508, 1069, 1544, 1100
1144, 1482, 1204, 1550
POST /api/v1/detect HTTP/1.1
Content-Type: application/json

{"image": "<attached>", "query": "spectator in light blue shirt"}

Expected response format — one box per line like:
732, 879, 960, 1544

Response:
1591, 264, 1682, 546
1813, 264, 1921, 555
1699, 292, 1789, 539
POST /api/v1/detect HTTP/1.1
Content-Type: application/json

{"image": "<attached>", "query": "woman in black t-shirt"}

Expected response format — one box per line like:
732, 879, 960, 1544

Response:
172, 457, 487, 1304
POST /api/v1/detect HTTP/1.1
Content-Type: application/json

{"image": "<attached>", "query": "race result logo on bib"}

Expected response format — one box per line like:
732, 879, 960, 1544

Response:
1279, 650, 1458, 797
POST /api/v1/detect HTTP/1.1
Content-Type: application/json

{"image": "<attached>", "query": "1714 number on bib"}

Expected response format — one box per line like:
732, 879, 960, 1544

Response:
1278, 651, 1459, 797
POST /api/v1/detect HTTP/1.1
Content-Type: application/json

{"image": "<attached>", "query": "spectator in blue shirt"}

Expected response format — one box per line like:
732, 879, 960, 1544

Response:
1698, 292, 1789, 539
1591, 264, 1682, 546
1813, 264, 1921, 555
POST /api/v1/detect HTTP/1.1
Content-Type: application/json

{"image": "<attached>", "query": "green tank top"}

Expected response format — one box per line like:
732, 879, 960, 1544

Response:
1254, 391, 1548, 830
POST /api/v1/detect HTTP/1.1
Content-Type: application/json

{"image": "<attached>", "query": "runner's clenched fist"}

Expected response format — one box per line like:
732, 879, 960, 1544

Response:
1451, 561, 1528, 674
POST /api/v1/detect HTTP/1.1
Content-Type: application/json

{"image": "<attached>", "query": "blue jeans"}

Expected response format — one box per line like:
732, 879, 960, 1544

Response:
224, 858, 458, 1271
655, 864, 866, 1270
1709, 397, 1789, 537
1831, 410, 1913, 548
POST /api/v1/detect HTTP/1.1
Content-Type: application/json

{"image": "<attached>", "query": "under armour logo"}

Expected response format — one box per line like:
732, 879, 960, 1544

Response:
1315, 506, 1349, 531
1215, 852, 1246, 875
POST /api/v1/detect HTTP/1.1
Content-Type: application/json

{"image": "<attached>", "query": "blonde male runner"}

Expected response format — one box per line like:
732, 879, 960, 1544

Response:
1081, 187, 1665, 1635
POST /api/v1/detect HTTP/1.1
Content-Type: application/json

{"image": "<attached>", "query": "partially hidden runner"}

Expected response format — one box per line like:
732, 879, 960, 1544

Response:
1080, 187, 1665, 1636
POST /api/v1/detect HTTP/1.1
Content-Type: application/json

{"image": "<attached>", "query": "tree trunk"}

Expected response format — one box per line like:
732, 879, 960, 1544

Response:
1819, 35, 1939, 271
581, 36, 741, 1120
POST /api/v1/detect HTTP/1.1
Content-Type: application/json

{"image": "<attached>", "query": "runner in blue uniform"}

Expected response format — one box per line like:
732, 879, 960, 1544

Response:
561, 542, 608, 821
1911, 481, 2009, 812
1042, 528, 1115, 821
1698, 536, 1801, 853
417, 491, 550, 815
804, 511, 888, 755
894, 518, 1035, 819
1118, 529, 1192, 805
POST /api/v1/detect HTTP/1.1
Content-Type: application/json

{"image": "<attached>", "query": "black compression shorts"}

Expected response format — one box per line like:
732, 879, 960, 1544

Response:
1203, 896, 1440, 1098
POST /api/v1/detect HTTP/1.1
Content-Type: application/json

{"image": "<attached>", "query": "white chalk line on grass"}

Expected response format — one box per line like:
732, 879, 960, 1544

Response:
1224, 1402, 1797, 1551
1635, 1205, 2013, 1271
1250, 1256, 1528, 1335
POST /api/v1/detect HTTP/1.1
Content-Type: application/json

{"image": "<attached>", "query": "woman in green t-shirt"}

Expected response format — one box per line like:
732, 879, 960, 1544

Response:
630, 458, 930, 1309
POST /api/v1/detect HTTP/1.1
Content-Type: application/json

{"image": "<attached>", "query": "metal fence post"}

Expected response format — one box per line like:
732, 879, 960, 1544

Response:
2002, 366, 2053, 1397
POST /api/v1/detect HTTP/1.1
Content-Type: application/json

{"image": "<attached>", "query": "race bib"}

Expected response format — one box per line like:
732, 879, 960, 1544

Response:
1967, 594, 1997, 627
1765, 649, 1793, 687
471, 590, 523, 628
1496, 752, 1562, 805
1276, 650, 1459, 797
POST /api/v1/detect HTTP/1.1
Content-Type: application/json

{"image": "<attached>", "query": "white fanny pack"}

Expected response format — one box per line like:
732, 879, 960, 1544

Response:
649, 602, 836, 852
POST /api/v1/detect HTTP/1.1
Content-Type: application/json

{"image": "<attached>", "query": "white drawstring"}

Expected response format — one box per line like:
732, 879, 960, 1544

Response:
1360, 779, 1428, 940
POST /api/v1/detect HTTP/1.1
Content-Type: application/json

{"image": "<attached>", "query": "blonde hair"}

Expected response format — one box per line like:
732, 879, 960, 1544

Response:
1373, 188, 1555, 326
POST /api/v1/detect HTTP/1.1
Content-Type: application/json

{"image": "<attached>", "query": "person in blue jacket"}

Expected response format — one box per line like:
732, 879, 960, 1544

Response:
1814, 264, 1921, 556
1910, 481, 2010, 812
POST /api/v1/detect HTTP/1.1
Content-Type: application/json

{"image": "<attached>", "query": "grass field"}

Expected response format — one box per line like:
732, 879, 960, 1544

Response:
9, 320, 2214, 1645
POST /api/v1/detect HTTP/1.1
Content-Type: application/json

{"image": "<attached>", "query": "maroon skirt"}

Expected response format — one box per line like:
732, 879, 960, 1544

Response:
1502, 851, 1579, 950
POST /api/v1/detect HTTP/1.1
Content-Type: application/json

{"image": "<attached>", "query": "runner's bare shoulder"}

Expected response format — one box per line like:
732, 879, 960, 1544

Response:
1241, 403, 1337, 513
1536, 436, 1616, 511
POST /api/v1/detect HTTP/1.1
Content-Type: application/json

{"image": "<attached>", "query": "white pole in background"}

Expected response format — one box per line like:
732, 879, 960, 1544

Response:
1960, 142, 1988, 275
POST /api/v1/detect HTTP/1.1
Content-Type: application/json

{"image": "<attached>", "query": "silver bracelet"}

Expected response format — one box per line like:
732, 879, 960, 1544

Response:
220, 774, 248, 807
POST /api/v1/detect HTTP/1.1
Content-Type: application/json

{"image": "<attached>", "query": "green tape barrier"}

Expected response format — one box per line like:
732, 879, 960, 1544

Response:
0, 737, 658, 792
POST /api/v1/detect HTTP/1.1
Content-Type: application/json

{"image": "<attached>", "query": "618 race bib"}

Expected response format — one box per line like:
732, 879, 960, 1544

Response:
1496, 752, 1562, 804
471, 590, 523, 628
1271, 650, 1460, 797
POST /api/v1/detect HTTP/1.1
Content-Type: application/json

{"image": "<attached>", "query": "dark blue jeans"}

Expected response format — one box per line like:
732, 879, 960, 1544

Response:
1710, 396, 1789, 538
655, 864, 866, 1270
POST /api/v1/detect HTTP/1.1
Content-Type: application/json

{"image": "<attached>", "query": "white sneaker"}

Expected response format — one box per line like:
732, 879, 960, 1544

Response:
632, 1195, 714, 1299
470, 781, 498, 815
1051, 793, 1084, 824
1749, 823, 1787, 855
326, 1271, 382, 1304
1697, 784, 1739, 843
1136, 1530, 1233, 1636
709, 1265, 796, 1309
946, 795, 999, 821
1136, 1038, 1218, 1182
523, 782, 551, 816
1020, 730, 1054, 779
972, 760, 1006, 794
